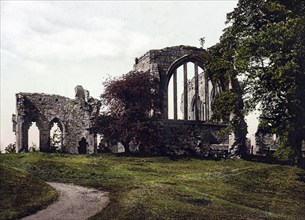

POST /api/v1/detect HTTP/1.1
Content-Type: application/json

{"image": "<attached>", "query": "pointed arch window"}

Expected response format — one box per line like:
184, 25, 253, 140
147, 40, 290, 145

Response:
49, 118, 64, 151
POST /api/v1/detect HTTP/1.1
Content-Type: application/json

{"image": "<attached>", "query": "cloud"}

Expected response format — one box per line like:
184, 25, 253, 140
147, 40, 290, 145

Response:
1, 1, 154, 64
1, 48, 47, 76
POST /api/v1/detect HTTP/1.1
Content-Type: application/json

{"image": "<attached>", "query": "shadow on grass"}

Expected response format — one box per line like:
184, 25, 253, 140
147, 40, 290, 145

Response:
244, 154, 305, 169
296, 173, 305, 183
110, 151, 305, 170
244, 155, 294, 165
110, 151, 226, 162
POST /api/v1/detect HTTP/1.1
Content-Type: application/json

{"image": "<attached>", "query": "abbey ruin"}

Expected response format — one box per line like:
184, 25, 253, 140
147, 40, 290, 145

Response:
13, 86, 100, 153
132, 46, 230, 155
13, 45, 280, 155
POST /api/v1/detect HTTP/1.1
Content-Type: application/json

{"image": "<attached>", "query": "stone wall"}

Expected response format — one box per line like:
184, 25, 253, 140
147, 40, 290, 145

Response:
156, 120, 229, 156
132, 46, 230, 156
180, 72, 221, 121
12, 45, 231, 156
255, 131, 305, 156
12, 86, 100, 154
182, 72, 207, 120
133, 45, 207, 119
255, 132, 277, 156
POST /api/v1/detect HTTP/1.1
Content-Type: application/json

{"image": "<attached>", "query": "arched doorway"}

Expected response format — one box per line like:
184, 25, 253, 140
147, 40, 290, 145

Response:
18, 120, 42, 152
78, 137, 87, 154
28, 122, 39, 151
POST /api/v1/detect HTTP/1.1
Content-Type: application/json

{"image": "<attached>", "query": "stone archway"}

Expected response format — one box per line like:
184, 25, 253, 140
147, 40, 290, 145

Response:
131, 46, 222, 121
165, 55, 205, 121
16, 118, 43, 152
165, 54, 220, 122
28, 122, 40, 151
49, 117, 64, 152
78, 137, 87, 154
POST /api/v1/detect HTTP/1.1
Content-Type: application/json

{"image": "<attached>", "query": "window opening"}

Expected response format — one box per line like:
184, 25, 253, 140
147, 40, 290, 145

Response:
50, 122, 62, 151
28, 122, 39, 152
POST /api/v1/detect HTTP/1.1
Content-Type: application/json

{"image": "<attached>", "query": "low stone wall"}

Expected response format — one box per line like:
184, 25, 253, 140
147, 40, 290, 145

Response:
156, 120, 229, 156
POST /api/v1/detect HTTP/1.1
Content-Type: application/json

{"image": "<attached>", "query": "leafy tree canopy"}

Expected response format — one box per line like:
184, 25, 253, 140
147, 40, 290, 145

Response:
95, 70, 160, 154
209, 0, 305, 164
205, 29, 248, 158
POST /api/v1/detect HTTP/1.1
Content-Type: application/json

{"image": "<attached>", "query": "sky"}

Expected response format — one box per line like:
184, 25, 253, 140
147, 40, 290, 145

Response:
0, 0, 259, 151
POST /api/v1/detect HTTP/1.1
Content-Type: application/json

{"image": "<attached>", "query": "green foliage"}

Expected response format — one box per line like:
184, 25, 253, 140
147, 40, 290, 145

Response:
205, 33, 237, 89
5, 143, 16, 154
274, 132, 298, 162
210, 0, 305, 164
205, 37, 248, 157
211, 90, 237, 121
1, 153, 305, 219
96, 70, 160, 153
274, 145, 294, 161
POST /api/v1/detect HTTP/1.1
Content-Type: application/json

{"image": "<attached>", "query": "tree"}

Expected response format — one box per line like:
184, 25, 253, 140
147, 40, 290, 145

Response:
205, 32, 248, 158
95, 70, 160, 154
223, 0, 305, 165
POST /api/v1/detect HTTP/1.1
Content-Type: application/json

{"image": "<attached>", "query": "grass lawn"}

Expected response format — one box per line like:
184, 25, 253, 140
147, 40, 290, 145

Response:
1, 152, 305, 219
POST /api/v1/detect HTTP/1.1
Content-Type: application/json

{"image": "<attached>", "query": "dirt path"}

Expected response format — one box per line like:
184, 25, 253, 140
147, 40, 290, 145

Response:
22, 182, 109, 220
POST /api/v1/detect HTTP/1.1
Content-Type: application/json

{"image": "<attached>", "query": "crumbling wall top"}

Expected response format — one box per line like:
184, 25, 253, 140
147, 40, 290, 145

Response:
75, 85, 90, 102
133, 45, 206, 74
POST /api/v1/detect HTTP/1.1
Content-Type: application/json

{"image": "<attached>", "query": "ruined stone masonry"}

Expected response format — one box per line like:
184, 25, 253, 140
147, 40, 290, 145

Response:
13, 45, 231, 155
255, 130, 305, 156
12, 86, 101, 154
10, 45, 295, 156
133, 45, 215, 121
180, 72, 221, 121
133, 46, 230, 155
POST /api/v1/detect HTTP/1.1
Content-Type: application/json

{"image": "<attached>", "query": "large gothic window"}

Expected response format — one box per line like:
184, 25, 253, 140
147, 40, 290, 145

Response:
167, 59, 214, 121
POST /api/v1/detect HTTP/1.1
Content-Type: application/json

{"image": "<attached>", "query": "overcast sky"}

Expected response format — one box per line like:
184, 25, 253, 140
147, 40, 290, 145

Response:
1, 1, 259, 150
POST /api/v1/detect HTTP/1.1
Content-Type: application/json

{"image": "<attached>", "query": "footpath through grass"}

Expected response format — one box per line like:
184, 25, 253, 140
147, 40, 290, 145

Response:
1, 152, 305, 220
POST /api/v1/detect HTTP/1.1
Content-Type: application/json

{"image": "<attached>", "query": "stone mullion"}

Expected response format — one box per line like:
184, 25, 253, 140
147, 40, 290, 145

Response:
194, 63, 199, 120
22, 123, 29, 152
205, 75, 209, 121
173, 69, 178, 120
16, 118, 29, 152
183, 63, 188, 120
40, 128, 50, 152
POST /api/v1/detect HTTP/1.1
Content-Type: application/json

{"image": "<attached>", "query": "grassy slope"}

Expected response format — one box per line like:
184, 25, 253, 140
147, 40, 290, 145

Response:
1, 153, 305, 220
0, 164, 58, 220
